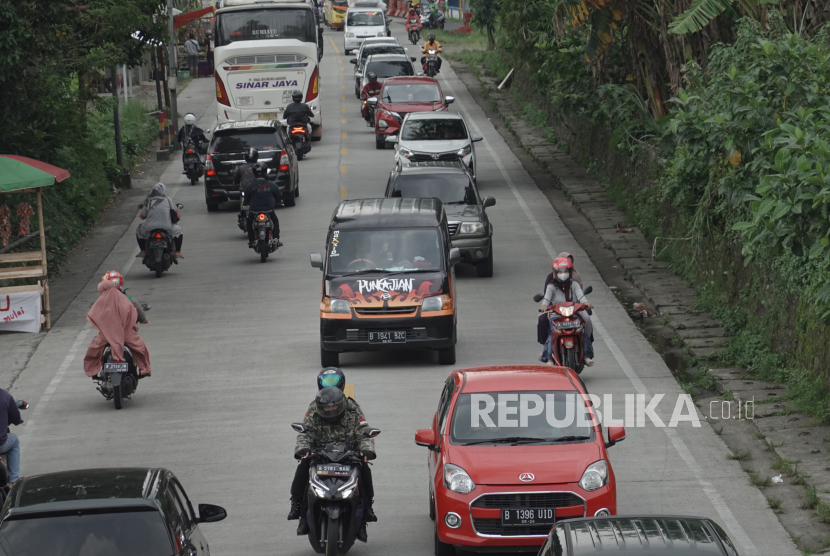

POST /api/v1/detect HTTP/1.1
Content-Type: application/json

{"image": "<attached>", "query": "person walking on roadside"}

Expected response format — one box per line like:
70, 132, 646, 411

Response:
204, 32, 215, 76
185, 33, 201, 78
0, 389, 23, 489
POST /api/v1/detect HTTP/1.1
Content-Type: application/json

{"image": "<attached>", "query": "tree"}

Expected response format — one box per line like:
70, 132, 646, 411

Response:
470, 0, 500, 49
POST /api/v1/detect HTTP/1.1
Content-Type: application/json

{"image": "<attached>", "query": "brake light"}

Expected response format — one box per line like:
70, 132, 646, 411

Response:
257, 213, 267, 221
279, 148, 289, 172
305, 66, 319, 102
154, 233, 162, 239
216, 74, 230, 106
187, 149, 194, 154
205, 153, 216, 176
292, 126, 306, 133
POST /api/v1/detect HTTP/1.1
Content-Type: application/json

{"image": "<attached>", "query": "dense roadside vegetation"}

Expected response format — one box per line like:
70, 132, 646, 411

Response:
0, 1, 166, 265
449, 1, 830, 422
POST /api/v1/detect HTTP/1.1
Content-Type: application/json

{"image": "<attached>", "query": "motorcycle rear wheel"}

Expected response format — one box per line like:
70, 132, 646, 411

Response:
155, 264, 163, 278
259, 240, 268, 262
190, 175, 197, 186
113, 384, 123, 409
325, 516, 339, 556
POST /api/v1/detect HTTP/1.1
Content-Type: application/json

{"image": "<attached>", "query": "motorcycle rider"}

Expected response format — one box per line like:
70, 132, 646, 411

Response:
360, 72, 382, 122
176, 113, 208, 164
233, 147, 260, 191
101, 270, 148, 325
243, 163, 283, 248
292, 386, 376, 542
427, 0, 442, 26
0, 388, 23, 488
406, 7, 421, 34
539, 257, 595, 366
283, 90, 315, 141
421, 33, 442, 73
136, 183, 183, 259
288, 368, 377, 525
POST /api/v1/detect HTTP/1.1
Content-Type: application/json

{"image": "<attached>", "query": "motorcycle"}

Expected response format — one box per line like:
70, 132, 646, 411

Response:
362, 100, 375, 127
94, 345, 142, 409
137, 203, 183, 278
290, 125, 312, 160
405, 17, 421, 44
251, 211, 279, 263
183, 137, 206, 186
291, 422, 381, 556
421, 10, 445, 30
533, 285, 593, 374
0, 400, 28, 503
423, 48, 441, 77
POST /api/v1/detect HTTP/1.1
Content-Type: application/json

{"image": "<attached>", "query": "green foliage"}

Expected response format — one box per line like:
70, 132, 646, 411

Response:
669, 0, 734, 35
468, 0, 500, 49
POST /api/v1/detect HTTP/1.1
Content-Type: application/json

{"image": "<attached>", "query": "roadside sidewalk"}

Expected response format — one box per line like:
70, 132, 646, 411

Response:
449, 59, 830, 553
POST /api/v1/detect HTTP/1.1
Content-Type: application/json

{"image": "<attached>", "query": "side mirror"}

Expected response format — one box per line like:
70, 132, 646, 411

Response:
364, 428, 382, 438
350, 59, 358, 64
583, 285, 593, 295
366, 97, 378, 106
471, 135, 483, 142
385, 135, 398, 144
16, 400, 28, 410
197, 504, 227, 523
176, 203, 184, 209
310, 253, 323, 269
448, 247, 461, 266
137, 204, 144, 209
410, 56, 417, 62
416, 71, 424, 76
482, 197, 495, 208
444, 96, 455, 105
532, 293, 544, 303
606, 425, 626, 448
204, 129, 212, 135
356, 71, 363, 78
415, 428, 437, 450
291, 422, 309, 433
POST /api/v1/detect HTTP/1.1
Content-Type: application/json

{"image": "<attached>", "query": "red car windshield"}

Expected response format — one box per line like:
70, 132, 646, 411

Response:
449, 390, 595, 445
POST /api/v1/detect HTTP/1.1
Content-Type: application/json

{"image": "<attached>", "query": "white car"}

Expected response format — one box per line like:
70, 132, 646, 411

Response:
392, 111, 482, 181
344, 5, 388, 55
358, 53, 416, 92
351, 38, 406, 97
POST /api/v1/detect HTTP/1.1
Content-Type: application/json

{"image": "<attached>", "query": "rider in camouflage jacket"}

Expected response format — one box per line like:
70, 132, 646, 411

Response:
294, 404, 376, 458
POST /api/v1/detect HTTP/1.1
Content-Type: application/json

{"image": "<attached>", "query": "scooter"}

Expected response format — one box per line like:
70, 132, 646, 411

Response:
533, 285, 593, 374
251, 211, 279, 263
289, 125, 312, 160
138, 203, 183, 278
94, 346, 142, 409
183, 137, 205, 185
421, 10, 445, 30
405, 17, 421, 44
291, 422, 381, 556
0, 400, 28, 503
423, 48, 441, 77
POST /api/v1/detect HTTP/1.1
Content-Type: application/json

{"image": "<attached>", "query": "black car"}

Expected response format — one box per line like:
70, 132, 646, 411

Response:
205, 120, 299, 212
385, 161, 495, 277
0, 468, 227, 556
538, 516, 741, 555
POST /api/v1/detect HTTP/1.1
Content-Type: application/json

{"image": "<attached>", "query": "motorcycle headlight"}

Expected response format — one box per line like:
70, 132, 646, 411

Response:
456, 145, 472, 157
399, 146, 414, 159
459, 222, 485, 235
443, 463, 475, 494
579, 460, 608, 492
558, 305, 575, 317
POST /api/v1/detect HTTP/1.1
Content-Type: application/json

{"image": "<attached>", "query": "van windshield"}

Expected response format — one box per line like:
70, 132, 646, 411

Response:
347, 11, 385, 26
328, 229, 442, 274
216, 9, 316, 46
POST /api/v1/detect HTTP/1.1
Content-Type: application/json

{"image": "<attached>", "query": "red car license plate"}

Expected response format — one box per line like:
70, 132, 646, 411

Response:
501, 508, 555, 526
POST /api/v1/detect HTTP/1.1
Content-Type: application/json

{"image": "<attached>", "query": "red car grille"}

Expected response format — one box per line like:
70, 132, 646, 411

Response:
471, 492, 583, 508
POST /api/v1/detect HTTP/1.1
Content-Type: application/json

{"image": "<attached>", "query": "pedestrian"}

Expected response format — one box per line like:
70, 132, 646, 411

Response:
205, 32, 215, 76
0, 389, 23, 488
184, 33, 201, 78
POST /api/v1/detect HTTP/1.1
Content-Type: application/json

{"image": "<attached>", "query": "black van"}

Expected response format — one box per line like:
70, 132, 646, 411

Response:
310, 198, 461, 366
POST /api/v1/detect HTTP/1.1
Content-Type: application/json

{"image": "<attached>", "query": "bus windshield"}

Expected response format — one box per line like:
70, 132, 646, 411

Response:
217, 8, 316, 46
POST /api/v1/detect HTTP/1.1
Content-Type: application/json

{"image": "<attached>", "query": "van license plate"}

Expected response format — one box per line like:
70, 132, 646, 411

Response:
258, 113, 279, 119
501, 508, 555, 526
368, 331, 405, 343
103, 363, 129, 374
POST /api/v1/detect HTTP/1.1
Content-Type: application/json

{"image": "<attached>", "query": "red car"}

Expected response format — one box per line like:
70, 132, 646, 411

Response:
370, 76, 453, 150
415, 365, 626, 554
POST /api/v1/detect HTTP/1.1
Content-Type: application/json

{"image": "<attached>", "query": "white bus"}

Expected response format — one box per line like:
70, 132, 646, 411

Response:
214, 0, 324, 139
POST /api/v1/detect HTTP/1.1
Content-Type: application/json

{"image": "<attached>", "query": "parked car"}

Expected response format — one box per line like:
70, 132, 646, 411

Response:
344, 4, 387, 55
391, 111, 481, 181
204, 120, 299, 212
367, 76, 450, 149
351, 37, 406, 98
385, 161, 495, 276
0, 468, 227, 556
415, 365, 626, 554
537, 515, 742, 555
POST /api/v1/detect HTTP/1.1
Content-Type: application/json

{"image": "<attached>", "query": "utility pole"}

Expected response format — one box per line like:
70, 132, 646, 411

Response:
167, 0, 179, 150
110, 67, 129, 187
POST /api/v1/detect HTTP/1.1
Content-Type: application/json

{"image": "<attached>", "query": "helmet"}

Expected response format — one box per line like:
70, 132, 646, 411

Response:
244, 148, 259, 163
552, 257, 573, 284
253, 163, 268, 178
428, 33, 435, 41
102, 270, 124, 289
183, 113, 196, 126
315, 387, 347, 423
367, 71, 377, 82
317, 367, 346, 391
292, 90, 303, 102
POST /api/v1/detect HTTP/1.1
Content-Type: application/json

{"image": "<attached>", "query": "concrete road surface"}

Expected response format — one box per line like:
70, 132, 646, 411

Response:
9, 21, 796, 556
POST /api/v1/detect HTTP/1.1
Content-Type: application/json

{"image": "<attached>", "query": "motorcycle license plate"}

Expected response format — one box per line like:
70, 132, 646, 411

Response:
368, 331, 405, 344
556, 320, 579, 329
501, 508, 555, 526
316, 464, 351, 477
103, 363, 129, 374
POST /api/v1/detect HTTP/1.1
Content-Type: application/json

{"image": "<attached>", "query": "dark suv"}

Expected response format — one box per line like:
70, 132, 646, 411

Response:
205, 120, 299, 212
385, 161, 495, 277
0, 468, 227, 556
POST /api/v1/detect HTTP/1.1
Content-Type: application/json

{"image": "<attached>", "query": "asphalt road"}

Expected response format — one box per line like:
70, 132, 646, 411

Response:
10, 21, 798, 556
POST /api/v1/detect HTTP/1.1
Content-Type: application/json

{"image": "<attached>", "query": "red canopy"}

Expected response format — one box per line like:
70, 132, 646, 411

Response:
0, 155, 70, 183
174, 6, 215, 29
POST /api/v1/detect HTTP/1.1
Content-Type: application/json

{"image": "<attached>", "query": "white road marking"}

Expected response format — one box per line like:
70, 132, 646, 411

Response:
440, 72, 760, 556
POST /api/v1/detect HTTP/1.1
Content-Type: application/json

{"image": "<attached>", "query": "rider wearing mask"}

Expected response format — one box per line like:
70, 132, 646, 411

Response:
421, 34, 442, 73
292, 386, 376, 542
176, 114, 208, 162
0, 388, 23, 489
243, 163, 283, 248
136, 183, 183, 259
83, 274, 152, 379
360, 72, 382, 121
540, 257, 595, 366
283, 90, 315, 136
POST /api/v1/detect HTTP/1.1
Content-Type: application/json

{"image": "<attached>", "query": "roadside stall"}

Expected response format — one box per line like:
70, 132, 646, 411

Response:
0, 155, 69, 333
